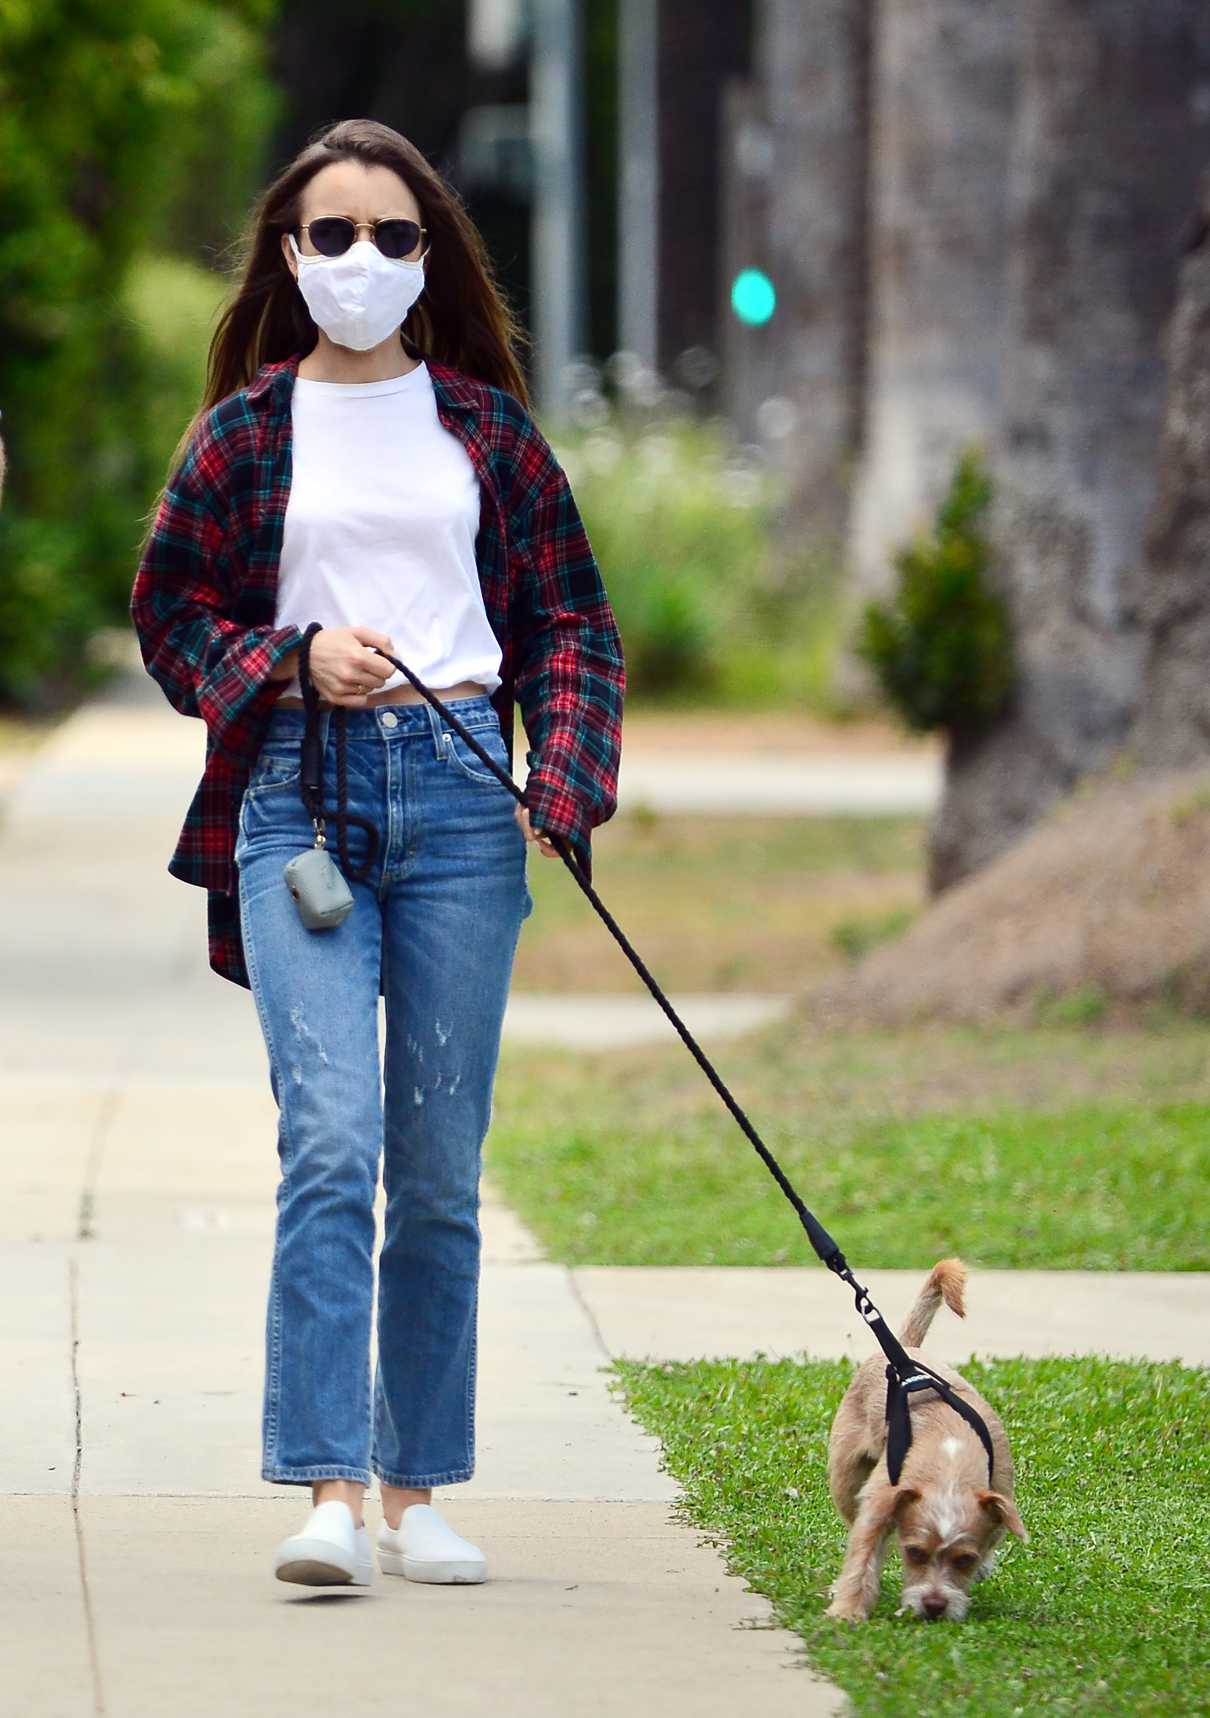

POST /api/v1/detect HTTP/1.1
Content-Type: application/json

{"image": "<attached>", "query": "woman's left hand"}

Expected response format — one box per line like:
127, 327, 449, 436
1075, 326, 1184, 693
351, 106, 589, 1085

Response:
515, 802, 561, 858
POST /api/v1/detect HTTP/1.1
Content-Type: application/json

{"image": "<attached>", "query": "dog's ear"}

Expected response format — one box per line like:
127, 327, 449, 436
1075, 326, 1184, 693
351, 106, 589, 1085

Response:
977, 1489, 1028, 1542
864, 1483, 921, 1528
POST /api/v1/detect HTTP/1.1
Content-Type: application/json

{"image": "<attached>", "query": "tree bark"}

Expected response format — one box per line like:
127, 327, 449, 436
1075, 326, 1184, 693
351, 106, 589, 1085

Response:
1128, 168, 1210, 767
760, 0, 872, 559
847, 0, 1018, 617
928, 0, 1210, 892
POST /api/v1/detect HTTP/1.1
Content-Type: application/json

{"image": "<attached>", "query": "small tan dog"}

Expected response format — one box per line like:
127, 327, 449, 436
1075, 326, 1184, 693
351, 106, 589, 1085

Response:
825, 1258, 1026, 1622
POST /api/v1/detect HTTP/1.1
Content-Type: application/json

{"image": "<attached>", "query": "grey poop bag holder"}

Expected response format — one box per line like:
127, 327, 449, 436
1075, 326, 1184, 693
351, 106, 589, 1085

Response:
282, 620, 997, 1485
282, 618, 565, 928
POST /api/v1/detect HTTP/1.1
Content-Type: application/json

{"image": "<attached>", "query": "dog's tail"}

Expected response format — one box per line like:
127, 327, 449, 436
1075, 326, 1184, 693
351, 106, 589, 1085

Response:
898, 1257, 966, 1347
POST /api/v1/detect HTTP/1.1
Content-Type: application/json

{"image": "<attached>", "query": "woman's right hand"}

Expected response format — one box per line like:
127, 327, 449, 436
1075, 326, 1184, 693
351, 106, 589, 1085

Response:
287, 625, 397, 704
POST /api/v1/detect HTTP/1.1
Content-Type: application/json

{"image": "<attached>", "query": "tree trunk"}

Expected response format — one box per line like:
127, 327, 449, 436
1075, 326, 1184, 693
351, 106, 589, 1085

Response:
1129, 168, 1210, 767
928, 0, 1210, 892
845, 0, 1017, 614
759, 0, 872, 561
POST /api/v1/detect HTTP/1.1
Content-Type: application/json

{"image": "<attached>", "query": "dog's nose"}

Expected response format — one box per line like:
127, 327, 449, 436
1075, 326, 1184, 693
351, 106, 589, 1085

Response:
922, 1595, 948, 1620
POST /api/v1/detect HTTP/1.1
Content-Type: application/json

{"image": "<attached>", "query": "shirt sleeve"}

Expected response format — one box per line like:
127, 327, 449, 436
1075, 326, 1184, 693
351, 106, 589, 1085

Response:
129, 408, 304, 749
510, 425, 626, 885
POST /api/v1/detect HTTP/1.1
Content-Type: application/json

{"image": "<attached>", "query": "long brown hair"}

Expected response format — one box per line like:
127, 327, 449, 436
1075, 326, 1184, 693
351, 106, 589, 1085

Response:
154, 117, 532, 505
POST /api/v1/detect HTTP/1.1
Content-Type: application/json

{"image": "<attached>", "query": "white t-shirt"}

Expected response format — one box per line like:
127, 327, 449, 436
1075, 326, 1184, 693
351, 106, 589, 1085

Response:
273, 362, 504, 699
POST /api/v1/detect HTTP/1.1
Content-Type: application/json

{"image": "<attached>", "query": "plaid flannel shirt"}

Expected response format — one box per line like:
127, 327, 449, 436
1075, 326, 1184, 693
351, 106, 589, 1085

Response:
129, 352, 625, 992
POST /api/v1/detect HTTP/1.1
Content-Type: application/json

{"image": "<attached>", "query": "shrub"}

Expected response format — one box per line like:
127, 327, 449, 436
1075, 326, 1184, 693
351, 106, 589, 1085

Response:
555, 406, 847, 711
856, 448, 1014, 734
0, 0, 278, 712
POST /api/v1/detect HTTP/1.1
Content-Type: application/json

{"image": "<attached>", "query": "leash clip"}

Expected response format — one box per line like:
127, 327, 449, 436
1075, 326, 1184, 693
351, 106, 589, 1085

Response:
854, 1291, 884, 1328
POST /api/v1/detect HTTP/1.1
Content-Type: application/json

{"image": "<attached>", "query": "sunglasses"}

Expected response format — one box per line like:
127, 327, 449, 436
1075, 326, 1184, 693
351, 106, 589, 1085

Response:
297, 216, 428, 261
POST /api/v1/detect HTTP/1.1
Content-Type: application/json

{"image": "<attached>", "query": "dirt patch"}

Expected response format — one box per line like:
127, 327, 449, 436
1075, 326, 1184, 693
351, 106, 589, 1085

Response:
811, 767, 1210, 1025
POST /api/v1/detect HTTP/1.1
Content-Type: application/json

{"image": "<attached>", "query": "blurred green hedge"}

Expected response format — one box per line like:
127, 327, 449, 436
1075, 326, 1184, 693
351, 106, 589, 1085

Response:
556, 416, 846, 712
0, 0, 278, 711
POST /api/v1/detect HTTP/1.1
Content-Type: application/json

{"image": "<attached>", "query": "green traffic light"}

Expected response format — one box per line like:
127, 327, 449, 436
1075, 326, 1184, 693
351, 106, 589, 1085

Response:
731, 268, 776, 326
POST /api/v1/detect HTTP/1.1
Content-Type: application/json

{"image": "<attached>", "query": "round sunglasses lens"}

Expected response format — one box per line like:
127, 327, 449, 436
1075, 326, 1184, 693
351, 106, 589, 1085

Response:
376, 220, 421, 260
309, 218, 355, 256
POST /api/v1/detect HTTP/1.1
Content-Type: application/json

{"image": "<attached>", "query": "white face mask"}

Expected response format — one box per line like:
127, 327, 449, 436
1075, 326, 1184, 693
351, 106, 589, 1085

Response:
288, 232, 427, 352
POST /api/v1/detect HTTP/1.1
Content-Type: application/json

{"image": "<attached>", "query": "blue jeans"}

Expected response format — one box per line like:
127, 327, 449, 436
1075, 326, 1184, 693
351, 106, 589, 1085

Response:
234, 694, 533, 1489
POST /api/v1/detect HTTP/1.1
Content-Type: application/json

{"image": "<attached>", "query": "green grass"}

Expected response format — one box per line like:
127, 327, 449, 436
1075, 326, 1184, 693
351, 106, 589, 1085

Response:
607, 1353, 1210, 1716
490, 1023, 1210, 1269
830, 903, 918, 964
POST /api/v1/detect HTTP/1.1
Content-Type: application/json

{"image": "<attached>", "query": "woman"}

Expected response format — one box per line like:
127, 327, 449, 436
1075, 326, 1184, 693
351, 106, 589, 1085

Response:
129, 117, 625, 1589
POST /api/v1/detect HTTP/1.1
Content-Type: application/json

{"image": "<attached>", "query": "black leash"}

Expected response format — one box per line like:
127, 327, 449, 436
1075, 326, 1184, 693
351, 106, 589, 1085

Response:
296, 624, 381, 881
289, 620, 996, 1486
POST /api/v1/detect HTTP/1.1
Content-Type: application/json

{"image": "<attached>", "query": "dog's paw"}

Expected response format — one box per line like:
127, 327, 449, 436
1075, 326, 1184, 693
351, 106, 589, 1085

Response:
825, 1597, 868, 1623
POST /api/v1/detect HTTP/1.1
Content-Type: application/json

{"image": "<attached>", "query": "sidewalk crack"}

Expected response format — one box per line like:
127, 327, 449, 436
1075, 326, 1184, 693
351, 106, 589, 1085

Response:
69, 1253, 108, 1715
566, 1265, 613, 1362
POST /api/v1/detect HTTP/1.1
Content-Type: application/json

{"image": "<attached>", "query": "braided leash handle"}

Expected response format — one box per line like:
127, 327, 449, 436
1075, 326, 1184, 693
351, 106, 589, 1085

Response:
296, 622, 379, 879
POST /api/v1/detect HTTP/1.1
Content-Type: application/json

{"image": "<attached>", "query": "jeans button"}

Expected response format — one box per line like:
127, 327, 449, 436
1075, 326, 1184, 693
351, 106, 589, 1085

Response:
382, 710, 399, 728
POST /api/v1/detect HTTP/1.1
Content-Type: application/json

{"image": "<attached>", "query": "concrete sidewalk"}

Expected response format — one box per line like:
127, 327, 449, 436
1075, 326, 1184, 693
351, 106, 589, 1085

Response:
5, 665, 1200, 1717
0, 635, 940, 824
616, 751, 940, 815
0, 660, 906, 1063
571, 1265, 1210, 1369
0, 668, 844, 1716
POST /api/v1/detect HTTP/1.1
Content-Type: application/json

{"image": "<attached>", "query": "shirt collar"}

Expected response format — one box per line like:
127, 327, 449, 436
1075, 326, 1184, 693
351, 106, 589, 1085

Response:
245, 352, 478, 411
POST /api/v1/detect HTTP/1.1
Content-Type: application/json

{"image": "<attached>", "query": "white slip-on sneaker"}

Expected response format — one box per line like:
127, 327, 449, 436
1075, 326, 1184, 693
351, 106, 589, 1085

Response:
274, 1499, 374, 1587
376, 1503, 487, 1583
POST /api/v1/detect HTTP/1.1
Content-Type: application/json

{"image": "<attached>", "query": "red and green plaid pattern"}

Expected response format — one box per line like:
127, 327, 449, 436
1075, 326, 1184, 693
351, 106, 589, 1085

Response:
129, 353, 626, 991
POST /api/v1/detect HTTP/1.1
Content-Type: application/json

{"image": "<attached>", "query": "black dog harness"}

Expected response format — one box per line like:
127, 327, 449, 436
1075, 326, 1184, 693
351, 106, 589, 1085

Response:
290, 622, 996, 1485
